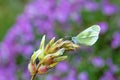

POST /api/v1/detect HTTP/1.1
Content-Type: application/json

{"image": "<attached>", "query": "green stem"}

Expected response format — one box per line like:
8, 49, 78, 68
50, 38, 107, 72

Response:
31, 75, 36, 80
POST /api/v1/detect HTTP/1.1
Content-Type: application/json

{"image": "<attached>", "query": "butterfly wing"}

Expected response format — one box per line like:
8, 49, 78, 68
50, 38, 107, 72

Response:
72, 25, 100, 46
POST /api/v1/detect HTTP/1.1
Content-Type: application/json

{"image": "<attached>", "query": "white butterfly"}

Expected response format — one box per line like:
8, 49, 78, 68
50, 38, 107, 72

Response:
72, 25, 100, 46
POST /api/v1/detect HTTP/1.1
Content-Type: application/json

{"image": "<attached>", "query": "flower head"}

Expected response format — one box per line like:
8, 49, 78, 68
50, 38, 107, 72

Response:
28, 35, 79, 78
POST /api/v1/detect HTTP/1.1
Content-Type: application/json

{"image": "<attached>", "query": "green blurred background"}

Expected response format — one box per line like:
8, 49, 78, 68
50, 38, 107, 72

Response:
0, 0, 28, 41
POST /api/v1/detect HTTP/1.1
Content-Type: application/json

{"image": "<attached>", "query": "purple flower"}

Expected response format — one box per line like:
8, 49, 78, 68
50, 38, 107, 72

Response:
66, 69, 76, 80
0, 43, 10, 65
56, 61, 69, 74
45, 74, 53, 80
0, 70, 16, 80
3, 26, 21, 44
15, 15, 35, 42
111, 32, 120, 49
102, 3, 117, 16
24, 0, 55, 19
117, 19, 120, 28
98, 22, 108, 34
0, 63, 16, 80
70, 12, 81, 22
45, 75, 60, 80
106, 58, 118, 73
78, 72, 89, 80
22, 70, 31, 80
91, 57, 104, 68
100, 70, 116, 80
84, 1, 99, 11
33, 19, 55, 38
17, 45, 34, 56
54, 0, 71, 22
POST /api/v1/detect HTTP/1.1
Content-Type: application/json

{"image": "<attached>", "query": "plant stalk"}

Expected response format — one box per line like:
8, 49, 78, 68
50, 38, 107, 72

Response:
30, 61, 43, 80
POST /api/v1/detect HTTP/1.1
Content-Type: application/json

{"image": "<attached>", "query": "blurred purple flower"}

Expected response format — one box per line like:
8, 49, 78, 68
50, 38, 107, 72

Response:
106, 58, 118, 73
18, 45, 34, 56
102, 3, 117, 16
70, 12, 81, 22
22, 70, 30, 80
54, 0, 71, 22
0, 43, 11, 65
84, 1, 99, 11
66, 69, 77, 80
100, 70, 116, 80
33, 18, 55, 38
45, 75, 60, 80
45, 74, 53, 80
78, 72, 89, 80
0, 63, 16, 80
1, 15, 35, 60
117, 19, 120, 28
3, 26, 21, 44
15, 15, 35, 42
111, 32, 120, 48
56, 61, 69, 74
98, 22, 108, 34
24, 0, 55, 19
91, 57, 104, 68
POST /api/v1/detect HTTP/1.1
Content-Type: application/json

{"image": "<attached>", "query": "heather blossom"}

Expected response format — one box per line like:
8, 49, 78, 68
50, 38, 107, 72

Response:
100, 70, 116, 80
111, 32, 120, 48
91, 57, 105, 68
101, 2, 117, 16
55, 61, 69, 74
98, 22, 108, 34
78, 72, 89, 80
84, 1, 99, 11
66, 69, 77, 80
106, 58, 118, 73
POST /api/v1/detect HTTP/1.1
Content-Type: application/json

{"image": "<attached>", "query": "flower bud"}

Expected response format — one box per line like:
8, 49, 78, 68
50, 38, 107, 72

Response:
52, 48, 65, 57
44, 37, 55, 54
49, 38, 63, 53
43, 55, 53, 65
38, 65, 48, 74
28, 62, 37, 75
53, 56, 68, 62
62, 41, 80, 51
49, 62, 58, 68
